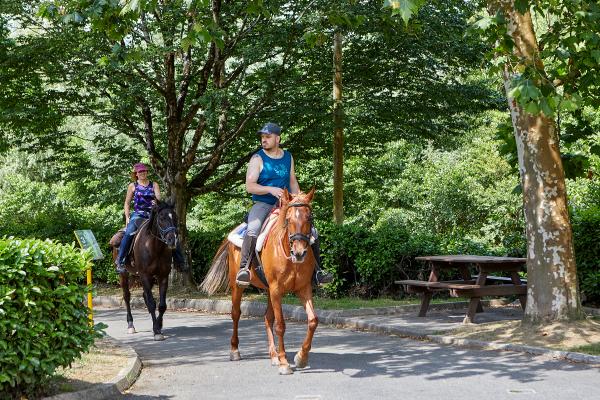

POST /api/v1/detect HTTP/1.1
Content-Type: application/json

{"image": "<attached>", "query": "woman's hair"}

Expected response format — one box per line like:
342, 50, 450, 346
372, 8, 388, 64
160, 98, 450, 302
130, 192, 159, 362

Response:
130, 171, 138, 182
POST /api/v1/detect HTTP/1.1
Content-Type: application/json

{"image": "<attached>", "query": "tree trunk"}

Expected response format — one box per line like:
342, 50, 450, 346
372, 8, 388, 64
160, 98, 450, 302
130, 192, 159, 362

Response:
333, 30, 344, 225
168, 179, 195, 288
498, 2, 582, 323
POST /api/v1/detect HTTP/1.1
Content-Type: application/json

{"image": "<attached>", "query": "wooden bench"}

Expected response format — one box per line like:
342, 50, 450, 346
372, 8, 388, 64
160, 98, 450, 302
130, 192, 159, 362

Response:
473, 275, 527, 284
396, 255, 527, 323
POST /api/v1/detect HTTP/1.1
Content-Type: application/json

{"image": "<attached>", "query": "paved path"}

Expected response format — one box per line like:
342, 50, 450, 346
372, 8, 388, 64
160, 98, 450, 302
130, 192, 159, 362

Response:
97, 308, 599, 400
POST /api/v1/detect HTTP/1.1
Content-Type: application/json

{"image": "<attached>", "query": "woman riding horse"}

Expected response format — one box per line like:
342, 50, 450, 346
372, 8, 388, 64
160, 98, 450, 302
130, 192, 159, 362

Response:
115, 162, 185, 272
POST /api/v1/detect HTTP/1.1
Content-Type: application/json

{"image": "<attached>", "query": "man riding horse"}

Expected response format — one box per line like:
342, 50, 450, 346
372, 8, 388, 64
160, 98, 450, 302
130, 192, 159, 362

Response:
235, 122, 332, 287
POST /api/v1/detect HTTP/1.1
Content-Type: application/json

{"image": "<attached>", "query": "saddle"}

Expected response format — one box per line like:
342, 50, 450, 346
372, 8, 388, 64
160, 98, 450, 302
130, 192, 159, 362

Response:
109, 218, 149, 260
226, 208, 281, 286
227, 208, 280, 251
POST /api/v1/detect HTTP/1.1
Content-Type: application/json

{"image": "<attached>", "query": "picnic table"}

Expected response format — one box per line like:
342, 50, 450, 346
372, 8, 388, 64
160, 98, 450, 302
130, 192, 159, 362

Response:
396, 255, 527, 323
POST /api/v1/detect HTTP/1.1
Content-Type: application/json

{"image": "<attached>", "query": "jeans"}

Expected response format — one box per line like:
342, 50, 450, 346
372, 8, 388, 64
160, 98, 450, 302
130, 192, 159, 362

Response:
116, 212, 146, 265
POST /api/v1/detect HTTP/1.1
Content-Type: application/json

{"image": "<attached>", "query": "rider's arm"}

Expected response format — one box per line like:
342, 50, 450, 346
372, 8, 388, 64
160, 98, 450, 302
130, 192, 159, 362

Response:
289, 155, 300, 194
153, 182, 161, 201
246, 153, 279, 196
123, 183, 135, 224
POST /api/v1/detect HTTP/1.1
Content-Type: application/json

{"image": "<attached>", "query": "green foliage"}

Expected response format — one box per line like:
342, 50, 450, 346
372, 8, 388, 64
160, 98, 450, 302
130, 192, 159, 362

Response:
0, 237, 104, 399
0, 170, 123, 284
572, 206, 600, 304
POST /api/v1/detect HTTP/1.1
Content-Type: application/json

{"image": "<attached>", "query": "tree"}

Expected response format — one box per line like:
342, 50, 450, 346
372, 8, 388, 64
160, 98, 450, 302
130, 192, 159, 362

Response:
5, 0, 324, 284
386, 0, 600, 322
333, 29, 344, 224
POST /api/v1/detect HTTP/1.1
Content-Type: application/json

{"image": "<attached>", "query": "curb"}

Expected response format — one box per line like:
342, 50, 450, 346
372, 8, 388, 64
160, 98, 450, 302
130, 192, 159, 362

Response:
94, 295, 600, 366
43, 336, 142, 400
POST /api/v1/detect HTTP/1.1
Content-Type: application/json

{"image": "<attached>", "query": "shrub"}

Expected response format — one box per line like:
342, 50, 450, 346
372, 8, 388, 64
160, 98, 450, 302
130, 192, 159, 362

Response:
0, 238, 104, 399
572, 206, 600, 304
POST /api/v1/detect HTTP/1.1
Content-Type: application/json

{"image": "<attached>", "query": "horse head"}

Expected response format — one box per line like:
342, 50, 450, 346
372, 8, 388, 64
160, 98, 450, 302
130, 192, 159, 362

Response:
149, 200, 179, 250
281, 187, 315, 263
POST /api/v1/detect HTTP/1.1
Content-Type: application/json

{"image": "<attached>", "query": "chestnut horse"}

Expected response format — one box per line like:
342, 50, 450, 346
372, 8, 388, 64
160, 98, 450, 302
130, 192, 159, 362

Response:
201, 189, 318, 375
110, 201, 179, 341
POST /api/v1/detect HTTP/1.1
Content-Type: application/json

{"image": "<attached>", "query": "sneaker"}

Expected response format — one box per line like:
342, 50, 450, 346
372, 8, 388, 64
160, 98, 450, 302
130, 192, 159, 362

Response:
115, 263, 127, 274
173, 260, 189, 272
236, 268, 251, 287
315, 269, 333, 285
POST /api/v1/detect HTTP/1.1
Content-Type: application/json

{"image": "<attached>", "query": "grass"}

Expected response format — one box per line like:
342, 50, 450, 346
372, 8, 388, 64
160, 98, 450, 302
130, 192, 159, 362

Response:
93, 283, 469, 310
569, 343, 600, 356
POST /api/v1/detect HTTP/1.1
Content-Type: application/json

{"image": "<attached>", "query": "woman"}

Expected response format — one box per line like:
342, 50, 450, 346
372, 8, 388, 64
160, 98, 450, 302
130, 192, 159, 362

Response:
115, 163, 185, 273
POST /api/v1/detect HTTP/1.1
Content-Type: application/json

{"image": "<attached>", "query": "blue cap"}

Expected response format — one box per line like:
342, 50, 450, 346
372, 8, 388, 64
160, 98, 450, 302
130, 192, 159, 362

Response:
257, 122, 281, 135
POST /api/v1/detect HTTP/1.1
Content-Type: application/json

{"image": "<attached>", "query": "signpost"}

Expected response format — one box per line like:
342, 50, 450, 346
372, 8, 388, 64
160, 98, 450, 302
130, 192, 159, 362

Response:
74, 230, 104, 325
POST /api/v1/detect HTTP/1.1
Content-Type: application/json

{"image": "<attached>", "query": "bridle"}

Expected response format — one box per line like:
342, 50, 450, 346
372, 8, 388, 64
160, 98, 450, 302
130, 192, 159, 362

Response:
151, 207, 178, 245
285, 202, 312, 245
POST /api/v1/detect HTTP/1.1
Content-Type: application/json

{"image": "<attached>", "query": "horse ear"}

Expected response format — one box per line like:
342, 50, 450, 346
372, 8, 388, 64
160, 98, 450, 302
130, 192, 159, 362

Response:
305, 187, 315, 203
282, 188, 292, 203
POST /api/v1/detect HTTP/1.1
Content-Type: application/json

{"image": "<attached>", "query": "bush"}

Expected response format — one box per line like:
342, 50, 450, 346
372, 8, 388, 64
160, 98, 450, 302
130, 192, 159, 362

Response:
0, 238, 104, 399
0, 174, 123, 284
572, 206, 600, 304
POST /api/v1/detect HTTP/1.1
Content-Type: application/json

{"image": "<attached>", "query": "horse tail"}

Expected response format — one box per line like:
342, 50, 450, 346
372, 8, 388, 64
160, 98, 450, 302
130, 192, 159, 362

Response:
200, 239, 230, 296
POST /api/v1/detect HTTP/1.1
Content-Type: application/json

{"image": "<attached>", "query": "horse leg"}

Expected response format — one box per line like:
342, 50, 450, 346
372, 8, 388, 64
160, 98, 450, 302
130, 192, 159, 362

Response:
156, 275, 168, 338
270, 289, 292, 375
294, 288, 318, 369
140, 275, 162, 341
230, 284, 244, 361
120, 272, 136, 334
264, 292, 278, 366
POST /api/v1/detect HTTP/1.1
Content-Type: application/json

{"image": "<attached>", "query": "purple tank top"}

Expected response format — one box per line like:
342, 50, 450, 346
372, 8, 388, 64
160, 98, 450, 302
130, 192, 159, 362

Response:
133, 181, 155, 217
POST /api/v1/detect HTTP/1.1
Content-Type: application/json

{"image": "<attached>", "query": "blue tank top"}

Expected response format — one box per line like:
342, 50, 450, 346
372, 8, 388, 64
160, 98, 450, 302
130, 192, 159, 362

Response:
252, 149, 292, 205
133, 181, 155, 217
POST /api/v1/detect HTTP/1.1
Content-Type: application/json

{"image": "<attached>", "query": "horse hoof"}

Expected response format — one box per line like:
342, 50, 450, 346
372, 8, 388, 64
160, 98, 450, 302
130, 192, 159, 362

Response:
278, 365, 293, 375
294, 352, 308, 369
271, 357, 280, 366
127, 327, 136, 334
154, 333, 165, 341
230, 350, 241, 361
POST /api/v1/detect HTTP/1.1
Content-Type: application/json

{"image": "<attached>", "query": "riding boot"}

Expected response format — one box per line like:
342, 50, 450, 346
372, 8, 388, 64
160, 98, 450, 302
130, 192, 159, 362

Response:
236, 235, 257, 287
311, 237, 333, 285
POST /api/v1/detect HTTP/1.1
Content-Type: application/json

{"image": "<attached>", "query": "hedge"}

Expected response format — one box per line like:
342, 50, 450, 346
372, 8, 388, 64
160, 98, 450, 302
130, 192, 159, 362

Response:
0, 238, 104, 399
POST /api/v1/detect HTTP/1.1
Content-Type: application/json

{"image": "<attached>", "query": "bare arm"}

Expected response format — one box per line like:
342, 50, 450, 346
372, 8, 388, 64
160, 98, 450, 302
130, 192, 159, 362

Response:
124, 183, 135, 225
289, 155, 300, 194
153, 182, 161, 201
245, 153, 283, 197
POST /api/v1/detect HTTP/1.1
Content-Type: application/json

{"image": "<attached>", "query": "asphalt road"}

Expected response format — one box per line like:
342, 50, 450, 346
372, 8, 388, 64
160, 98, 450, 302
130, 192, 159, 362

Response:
97, 308, 599, 400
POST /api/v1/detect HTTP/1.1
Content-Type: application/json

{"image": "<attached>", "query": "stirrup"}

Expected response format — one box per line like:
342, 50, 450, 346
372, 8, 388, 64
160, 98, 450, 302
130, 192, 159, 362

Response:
115, 262, 127, 274
314, 269, 333, 285
236, 268, 251, 287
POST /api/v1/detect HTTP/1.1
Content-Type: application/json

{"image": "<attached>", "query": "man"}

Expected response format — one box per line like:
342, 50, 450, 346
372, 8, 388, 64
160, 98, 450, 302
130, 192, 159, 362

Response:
235, 122, 333, 287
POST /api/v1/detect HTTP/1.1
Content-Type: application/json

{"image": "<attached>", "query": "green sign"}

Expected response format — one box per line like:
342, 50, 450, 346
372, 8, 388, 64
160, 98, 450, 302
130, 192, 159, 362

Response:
74, 230, 104, 260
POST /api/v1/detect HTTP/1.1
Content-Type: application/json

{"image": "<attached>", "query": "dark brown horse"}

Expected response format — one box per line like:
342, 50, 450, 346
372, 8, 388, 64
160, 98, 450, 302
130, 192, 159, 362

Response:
201, 189, 317, 374
110, 201, 179, 341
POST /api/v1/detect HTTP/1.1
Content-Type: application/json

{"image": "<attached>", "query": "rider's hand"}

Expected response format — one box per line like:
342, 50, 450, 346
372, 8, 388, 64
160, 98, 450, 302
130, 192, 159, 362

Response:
270, 187, 284, 199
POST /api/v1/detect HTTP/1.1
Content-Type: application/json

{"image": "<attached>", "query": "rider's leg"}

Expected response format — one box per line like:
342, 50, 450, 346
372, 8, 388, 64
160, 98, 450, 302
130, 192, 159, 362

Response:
116, 213, 140, 273
236, 202, 273, 287
311, 227, 333, 285
172, 242, 187, 271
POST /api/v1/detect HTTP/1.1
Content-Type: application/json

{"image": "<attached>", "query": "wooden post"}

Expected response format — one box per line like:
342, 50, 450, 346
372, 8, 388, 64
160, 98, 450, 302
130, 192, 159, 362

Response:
333, 30, 344, 225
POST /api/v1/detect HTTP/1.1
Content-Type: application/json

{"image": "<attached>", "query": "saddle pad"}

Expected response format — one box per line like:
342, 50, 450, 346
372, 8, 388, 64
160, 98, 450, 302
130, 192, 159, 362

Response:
227, 208, 280, 251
